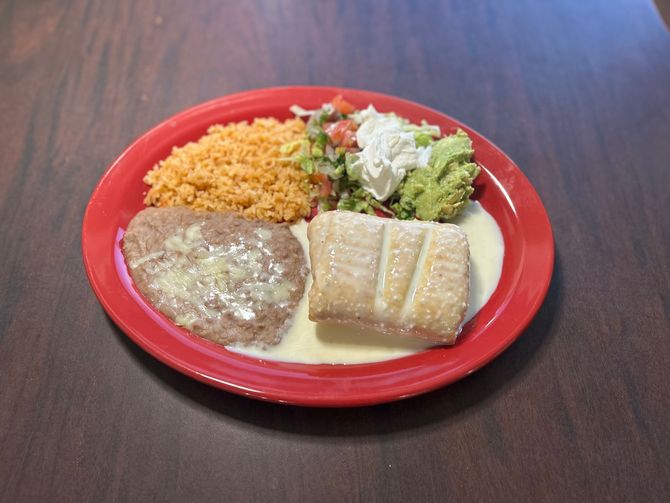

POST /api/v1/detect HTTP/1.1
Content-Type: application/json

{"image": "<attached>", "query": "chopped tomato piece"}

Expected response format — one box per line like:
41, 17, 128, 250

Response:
325, 120, 357, 147
320, 178, 333, 197
331, 94, 356, 115
310, 172, 328, 184
340, 129, 357, 148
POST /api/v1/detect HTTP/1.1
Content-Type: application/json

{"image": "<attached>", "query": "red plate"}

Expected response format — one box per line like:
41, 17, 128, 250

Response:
82, 86, 553, 407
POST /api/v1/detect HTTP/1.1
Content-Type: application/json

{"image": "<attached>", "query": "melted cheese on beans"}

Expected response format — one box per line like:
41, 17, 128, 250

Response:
133, 224, 298, 329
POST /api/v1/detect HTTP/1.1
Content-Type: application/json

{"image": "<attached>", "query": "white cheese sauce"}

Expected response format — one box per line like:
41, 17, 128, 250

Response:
228, 201, 504, 364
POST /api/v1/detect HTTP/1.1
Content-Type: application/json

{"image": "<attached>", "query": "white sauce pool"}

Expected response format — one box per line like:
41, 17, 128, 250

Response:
228, 201, 504, 364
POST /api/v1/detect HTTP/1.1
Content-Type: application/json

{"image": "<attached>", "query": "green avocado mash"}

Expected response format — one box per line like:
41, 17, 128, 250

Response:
392, 129, 480, 221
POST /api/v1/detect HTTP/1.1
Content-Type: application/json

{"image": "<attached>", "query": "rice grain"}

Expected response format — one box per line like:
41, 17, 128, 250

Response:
143, 118, 310, 222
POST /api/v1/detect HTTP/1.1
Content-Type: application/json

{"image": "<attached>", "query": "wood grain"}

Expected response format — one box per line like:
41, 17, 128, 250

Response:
1, 0, 669, 501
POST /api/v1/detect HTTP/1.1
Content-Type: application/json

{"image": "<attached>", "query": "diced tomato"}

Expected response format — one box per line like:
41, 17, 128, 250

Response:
310, 172, 328, 184
320, 177, 333, 198
331, 94, 356, 115
325, 120, 357, 147
340, 129, 357, 148
374, 208, 392, 218
309, 172, 332, 197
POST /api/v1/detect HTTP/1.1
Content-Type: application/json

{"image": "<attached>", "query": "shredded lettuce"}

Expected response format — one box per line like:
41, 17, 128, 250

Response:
298, 155, 316, 174
279, 139, 307, 155
337, 188, 375, 214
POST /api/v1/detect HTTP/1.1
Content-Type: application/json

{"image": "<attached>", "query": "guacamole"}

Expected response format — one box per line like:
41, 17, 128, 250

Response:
392, 129, 480, 221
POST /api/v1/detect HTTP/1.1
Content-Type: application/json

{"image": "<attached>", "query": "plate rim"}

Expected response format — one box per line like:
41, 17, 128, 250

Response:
82, 85, 554, 407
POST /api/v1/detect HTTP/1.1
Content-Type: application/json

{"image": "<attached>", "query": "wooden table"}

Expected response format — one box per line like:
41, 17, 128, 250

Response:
2, 1, 669, 501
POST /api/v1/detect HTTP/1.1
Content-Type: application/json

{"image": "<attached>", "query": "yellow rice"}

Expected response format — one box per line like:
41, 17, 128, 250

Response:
143, 118, 310, 222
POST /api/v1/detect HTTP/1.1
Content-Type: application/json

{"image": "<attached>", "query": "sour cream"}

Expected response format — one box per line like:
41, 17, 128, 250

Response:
228, 201, 504, 364
349, 106, 433, 201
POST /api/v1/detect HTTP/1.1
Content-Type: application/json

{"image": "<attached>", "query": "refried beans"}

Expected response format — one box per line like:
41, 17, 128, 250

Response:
122, 207, 308, 346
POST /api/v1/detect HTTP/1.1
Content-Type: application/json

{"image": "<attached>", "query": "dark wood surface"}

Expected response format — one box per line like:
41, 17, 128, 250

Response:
1, 1, 669, 501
